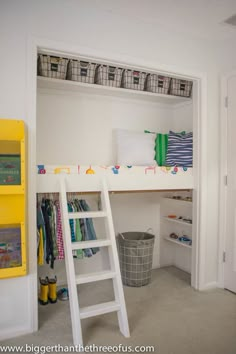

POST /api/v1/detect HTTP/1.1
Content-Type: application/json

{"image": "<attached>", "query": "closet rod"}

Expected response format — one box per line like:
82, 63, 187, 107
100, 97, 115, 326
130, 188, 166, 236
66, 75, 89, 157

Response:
109, 189, 192, 194
37, 191, 101, 196
37, 189, 191, 196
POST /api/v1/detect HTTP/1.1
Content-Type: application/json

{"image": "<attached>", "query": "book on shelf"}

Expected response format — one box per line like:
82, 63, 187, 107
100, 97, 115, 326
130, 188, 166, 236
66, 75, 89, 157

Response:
0, 154, 21, 185
0, 226, 22, 269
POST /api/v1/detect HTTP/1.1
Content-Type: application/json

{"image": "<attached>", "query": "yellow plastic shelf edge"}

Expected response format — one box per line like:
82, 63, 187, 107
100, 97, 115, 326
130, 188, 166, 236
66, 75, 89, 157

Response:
0, 119, 27, 279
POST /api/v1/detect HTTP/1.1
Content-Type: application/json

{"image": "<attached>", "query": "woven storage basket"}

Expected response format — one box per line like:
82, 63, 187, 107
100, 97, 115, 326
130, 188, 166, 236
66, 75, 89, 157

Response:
67, 60, 96, 83
122, 70, 146, 91
38, 55, 68, 80
117, 231, 155, 287
146, 74, 171, 94
170, 78, 193, 97
95, 65, 123, 87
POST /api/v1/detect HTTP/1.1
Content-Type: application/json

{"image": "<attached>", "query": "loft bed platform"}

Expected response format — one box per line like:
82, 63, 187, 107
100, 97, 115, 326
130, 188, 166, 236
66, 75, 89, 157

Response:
36, 165, 194, 193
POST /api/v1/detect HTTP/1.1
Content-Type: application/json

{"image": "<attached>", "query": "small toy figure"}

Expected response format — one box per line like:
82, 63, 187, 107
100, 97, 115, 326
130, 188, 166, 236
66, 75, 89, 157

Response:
86, 166, 95, 174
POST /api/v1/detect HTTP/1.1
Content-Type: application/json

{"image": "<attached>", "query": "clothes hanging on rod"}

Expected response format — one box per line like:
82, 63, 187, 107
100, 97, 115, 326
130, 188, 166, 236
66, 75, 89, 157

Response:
37, 195, 99, 268
55, 200, 64, 260
40, 198, 57, 269
67, 199, 100, 257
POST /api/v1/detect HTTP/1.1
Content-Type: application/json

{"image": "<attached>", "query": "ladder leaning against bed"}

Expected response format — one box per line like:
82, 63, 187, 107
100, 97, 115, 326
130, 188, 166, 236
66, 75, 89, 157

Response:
59, 175, 130, 346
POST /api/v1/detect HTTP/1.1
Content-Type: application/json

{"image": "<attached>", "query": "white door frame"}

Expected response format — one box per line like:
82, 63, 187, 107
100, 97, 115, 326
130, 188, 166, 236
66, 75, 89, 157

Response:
218, 71, 236, 288
27, 36, 208, 332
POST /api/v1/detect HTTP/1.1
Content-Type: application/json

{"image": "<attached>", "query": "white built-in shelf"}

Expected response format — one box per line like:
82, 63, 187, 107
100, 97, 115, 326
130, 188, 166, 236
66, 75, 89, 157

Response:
162, 216, 192, 227
37, 76, 192, 105
164, 236, 192, 249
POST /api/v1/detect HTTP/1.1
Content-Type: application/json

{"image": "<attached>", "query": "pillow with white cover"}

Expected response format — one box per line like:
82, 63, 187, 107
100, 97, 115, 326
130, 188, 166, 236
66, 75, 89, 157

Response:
115, 129, 156, 166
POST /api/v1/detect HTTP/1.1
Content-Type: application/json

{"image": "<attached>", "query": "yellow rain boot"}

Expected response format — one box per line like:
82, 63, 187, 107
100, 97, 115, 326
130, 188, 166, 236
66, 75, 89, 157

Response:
47, 276, 57, 303
39, 277, 49, 305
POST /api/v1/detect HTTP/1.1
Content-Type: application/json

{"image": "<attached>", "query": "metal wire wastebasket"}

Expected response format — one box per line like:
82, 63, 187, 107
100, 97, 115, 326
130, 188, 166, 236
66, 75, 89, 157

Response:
117, 231, 155, 287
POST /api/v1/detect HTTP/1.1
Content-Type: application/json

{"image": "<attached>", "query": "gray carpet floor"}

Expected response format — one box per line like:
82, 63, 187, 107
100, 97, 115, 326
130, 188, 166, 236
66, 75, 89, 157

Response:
1, 267, 236, 354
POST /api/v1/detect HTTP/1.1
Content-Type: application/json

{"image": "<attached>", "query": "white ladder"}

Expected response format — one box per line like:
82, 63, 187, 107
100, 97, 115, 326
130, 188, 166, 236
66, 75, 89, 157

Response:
59, 176, 130, 346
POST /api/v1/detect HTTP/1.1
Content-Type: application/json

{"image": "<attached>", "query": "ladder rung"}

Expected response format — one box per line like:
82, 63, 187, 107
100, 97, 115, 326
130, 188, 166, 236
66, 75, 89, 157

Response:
71, 239, 111, 250
80, 301, 120, 319
68, 211, 107, 219
76, 270, 116, 285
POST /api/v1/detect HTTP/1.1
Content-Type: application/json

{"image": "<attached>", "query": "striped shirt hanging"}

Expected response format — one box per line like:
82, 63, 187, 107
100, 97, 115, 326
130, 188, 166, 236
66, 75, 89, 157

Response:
165, 131, 193, 167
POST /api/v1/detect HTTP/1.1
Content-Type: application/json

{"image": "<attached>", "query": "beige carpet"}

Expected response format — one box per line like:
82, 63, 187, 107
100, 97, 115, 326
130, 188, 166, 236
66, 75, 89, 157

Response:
1, 267, 236, 354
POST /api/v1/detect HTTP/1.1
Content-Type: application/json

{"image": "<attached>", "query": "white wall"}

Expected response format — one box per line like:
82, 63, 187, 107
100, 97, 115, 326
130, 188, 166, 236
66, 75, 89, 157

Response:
172, 103, 193, 133
1, 0, 236, 340
37, 89, 174, 165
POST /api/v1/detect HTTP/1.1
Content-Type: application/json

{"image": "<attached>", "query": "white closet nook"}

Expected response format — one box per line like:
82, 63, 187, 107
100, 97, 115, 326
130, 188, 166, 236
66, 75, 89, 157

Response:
36, 49, 199, 294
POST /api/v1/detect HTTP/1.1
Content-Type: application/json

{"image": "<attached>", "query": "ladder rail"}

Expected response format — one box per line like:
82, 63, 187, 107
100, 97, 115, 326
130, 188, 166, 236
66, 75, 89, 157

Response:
59, 177, 83, 346
100, 179, 130, 338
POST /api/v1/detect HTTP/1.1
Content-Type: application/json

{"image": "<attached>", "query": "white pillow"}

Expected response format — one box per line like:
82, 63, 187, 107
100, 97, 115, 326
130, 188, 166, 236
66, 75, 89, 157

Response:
115, 129, 156, 166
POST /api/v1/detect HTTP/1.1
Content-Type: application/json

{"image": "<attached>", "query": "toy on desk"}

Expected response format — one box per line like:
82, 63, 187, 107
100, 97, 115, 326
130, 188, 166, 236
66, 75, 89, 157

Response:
112, 166, 119, 174
178, 236, 192, 245
54, 167, 70, 174
86, 166, 95, 174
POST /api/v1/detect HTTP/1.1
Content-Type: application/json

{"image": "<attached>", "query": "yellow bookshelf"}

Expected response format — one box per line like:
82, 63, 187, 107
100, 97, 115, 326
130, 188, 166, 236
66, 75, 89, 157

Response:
0, 119, 27, 279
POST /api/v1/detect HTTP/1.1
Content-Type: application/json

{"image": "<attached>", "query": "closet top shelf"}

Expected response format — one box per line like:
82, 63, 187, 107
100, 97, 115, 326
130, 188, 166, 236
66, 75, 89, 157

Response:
163, 197, 192, 204
37, 77, 192, 105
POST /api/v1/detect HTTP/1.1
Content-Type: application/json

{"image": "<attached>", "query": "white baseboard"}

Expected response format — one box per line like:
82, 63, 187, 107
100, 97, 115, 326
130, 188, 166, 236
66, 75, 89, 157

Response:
0, 324, 33, 342
152, 263, 160, 269
216, 280, 224, 289
159, 262, 173, 268
199, 281, 218, 291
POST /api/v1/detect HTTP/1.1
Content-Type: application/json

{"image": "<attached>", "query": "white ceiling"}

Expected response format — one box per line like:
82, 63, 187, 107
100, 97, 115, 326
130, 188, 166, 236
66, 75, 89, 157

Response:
95, 0, 236, 40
